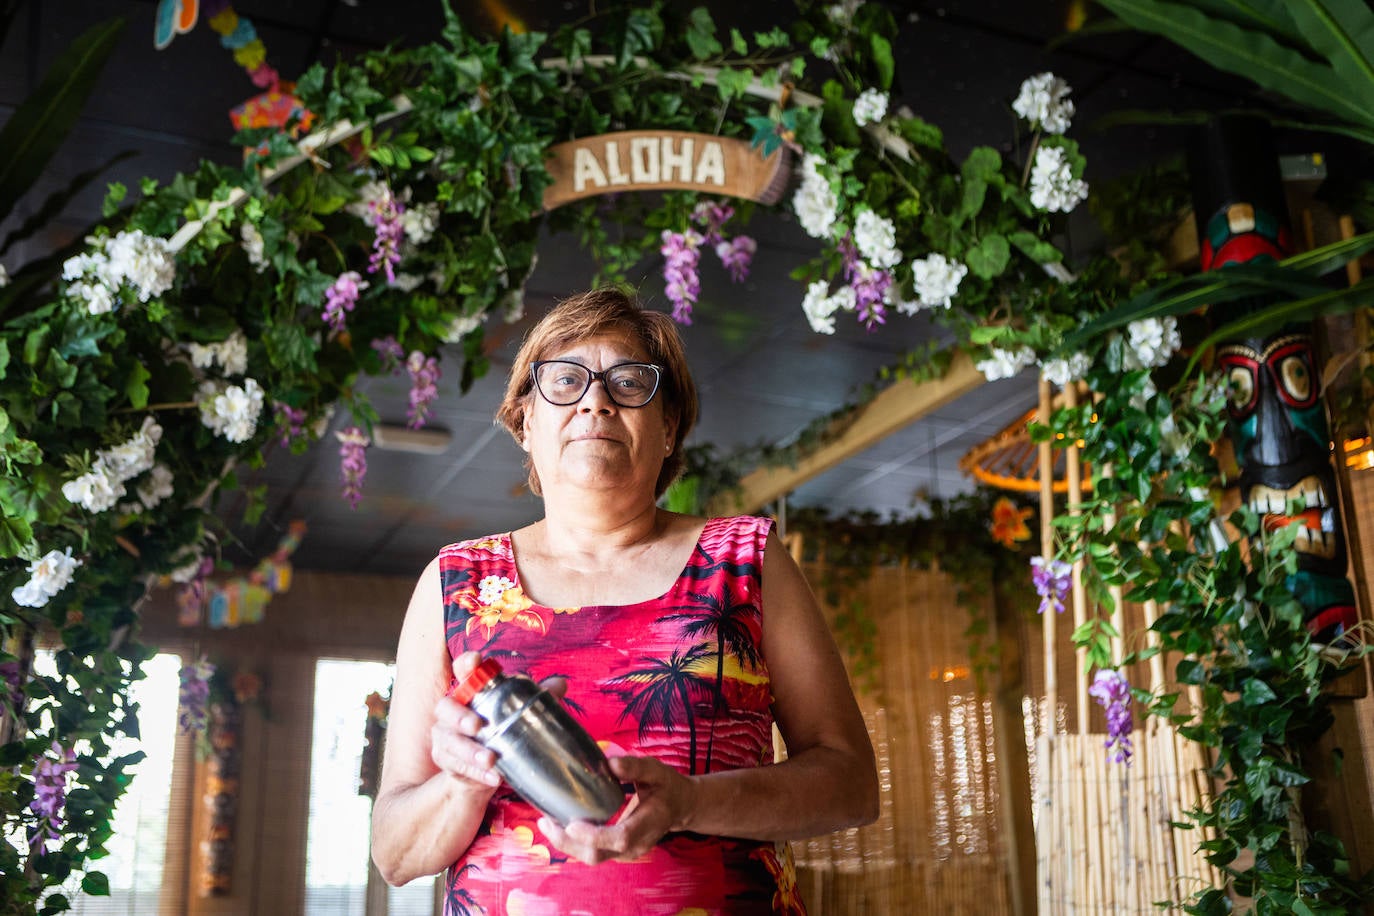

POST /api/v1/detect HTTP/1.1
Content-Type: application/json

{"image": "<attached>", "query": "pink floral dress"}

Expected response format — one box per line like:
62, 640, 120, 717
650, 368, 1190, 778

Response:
437, 515, 806, 916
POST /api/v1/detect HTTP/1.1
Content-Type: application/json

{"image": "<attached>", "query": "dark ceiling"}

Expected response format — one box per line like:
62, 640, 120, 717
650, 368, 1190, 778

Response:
0, 0, 1263, 576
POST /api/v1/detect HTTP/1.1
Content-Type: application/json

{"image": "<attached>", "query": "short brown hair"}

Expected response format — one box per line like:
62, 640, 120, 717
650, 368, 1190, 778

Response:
496, 287, 698, 498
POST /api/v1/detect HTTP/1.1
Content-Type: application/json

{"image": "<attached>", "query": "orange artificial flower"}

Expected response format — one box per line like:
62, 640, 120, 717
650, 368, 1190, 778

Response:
365, 691, 389, 720
990, 497, 1033, 548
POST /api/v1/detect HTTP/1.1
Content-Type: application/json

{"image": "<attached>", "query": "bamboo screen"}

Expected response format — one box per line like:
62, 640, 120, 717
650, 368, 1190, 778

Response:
793, 559, 1013, 916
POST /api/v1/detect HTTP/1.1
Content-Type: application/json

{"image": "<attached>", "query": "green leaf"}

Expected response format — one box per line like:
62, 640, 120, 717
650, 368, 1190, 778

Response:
730, 28, 748, 55
1008, 230, 1064, 264
0, 513, 33, 558
965, 234, 1011, 279
81, 871, 110, 896
715, 67, 754, 102
1283, 0, 1374, 91
1097, 0, 1374, 130
869, 33, 895, 90
264, 323, 319, 374
685, 8, 723, 60
1241, 677, 1278, 705
123, 363, 151, 410
0, 17, 126, 227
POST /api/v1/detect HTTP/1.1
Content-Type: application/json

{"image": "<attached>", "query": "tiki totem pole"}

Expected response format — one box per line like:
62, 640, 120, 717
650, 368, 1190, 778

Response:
1189, 116, 1359, 646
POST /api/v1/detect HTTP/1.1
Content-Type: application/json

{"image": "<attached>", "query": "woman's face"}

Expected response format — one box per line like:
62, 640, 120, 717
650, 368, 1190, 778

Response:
521, 331, 676, 499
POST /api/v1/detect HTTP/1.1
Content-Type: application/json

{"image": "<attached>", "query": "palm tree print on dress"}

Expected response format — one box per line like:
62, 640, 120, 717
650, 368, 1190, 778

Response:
445, 863, 485, 915
658, 587, 761, 772
680, 540, 759, 582
607, 643, 718, 775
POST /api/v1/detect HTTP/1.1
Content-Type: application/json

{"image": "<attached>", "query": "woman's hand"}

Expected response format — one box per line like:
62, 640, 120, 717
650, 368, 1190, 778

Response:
429, 651, 502, 788
535, 756, 696, 865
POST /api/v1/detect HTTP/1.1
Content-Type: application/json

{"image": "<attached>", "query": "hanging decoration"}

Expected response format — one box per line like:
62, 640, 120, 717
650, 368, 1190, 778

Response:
176, 521, 306, 628
359, 690, 390, 799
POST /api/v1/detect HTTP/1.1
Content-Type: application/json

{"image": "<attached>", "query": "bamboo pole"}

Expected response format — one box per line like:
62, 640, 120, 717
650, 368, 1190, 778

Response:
1037, 376, 1059, 913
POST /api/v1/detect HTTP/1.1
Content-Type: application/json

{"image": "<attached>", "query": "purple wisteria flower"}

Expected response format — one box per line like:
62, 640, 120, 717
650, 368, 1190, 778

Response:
323, 271, 367, 332
1030, 555, 1073, 615
692, 200, 735, 246
28, 742, 78, 850
661, 229, 704, 324
838, 236, 892, 330
367, 188, 405, 283
336, 426, 370, 509
273, 402, 308, 448
1089, 668, 1134, 765
178, 657, 215, 735
715, 236, 757, 283
405, 351, 441, 429
371, 335, 405, 373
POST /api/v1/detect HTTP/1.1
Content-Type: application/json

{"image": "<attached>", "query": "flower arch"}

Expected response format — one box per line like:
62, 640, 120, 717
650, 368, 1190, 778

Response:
2, 1, 1373, 911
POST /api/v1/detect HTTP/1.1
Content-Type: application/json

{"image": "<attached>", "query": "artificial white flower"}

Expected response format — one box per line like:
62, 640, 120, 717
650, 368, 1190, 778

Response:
218, 330, 248, 376
198, 378, 265, 443
401, 202, 440, 246
62, 464, 126, 513
853, 209, 902, 268
442, 313, 484, 343
104, 230, 176, 302
167, 546, 204, 584
1040, 351, 1094, 387
827, 0, 861, 22
71, 280, 115, 316
802, 280, 840, 334
1029, 145, 1088, 213
346, 180, 391, 220
908, 252, 968, 312
240, 222, 268, 272
1123, 316, 1181, 370
186, 342, 217, 369
392, 273, 425, 292
852, 89, 890, 128
976, 345, 1036, 381
0, 263, 8, 287
1012, 72, 1075, 134
11, 547, 82, 608
136, 463, 175, 510
793, 154, 839, 240
99, 416, 162, 482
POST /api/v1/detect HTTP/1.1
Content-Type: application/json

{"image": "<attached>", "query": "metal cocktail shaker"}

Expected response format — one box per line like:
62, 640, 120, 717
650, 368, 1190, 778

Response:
451, 658, 625, 825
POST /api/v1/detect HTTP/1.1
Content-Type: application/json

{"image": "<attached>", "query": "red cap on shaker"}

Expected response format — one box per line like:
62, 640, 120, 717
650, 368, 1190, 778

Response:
451, 658, 502, 705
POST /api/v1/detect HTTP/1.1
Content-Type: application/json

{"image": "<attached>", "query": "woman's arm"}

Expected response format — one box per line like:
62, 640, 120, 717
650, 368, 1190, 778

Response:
370, 558, 502, 885
538, 527, 879, 863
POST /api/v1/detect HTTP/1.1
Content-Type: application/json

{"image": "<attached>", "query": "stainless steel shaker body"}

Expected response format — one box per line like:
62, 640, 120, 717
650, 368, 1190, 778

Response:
453, 659, 624, 825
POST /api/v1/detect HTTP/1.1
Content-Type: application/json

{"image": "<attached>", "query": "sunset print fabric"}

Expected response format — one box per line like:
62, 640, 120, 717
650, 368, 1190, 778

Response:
437, 515, 806, 915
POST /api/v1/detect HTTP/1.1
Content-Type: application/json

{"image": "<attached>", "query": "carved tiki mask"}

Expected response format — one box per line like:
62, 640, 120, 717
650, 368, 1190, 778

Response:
1190, 118, 1358, 645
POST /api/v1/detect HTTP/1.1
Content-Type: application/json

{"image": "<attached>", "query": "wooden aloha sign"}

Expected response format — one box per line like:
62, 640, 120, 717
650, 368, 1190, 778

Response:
542, 129, 790, 211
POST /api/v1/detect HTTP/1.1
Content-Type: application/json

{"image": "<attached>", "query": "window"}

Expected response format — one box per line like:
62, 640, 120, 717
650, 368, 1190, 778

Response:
305, 658, 438, 916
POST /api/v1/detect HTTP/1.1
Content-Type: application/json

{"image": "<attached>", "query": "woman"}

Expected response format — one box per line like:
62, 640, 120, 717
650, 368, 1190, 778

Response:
372, 287, 877, 914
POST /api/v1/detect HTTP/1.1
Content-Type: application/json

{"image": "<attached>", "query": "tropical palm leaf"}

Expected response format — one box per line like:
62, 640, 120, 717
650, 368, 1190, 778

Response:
1282, 0, 1374, 90
1182, 276, 1374, 376
0, 150, 136, 257
1058, 231, 1374, 352
1096, 0, 1374, 132
0, 16, 126, 228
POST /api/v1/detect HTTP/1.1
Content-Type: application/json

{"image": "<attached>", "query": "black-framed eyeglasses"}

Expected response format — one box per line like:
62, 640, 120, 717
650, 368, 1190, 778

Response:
531, 360, 663, 408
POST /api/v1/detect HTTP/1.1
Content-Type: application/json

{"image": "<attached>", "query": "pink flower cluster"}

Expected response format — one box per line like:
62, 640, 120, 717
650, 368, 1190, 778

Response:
273, 402, 308, 447
178, 657, 215, 735
1089, 668, 1134, 765
839, 236, 892, 330
661, 229, 704, 324
659, 200, 759, 324
336, 426, 370, 509
323, 271, 366, 332
1031, 555, 1073, 615
368, 188, 405, 284
28, 742, 78, 850
406, 352, 441, 429
371, 337, 442, 430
